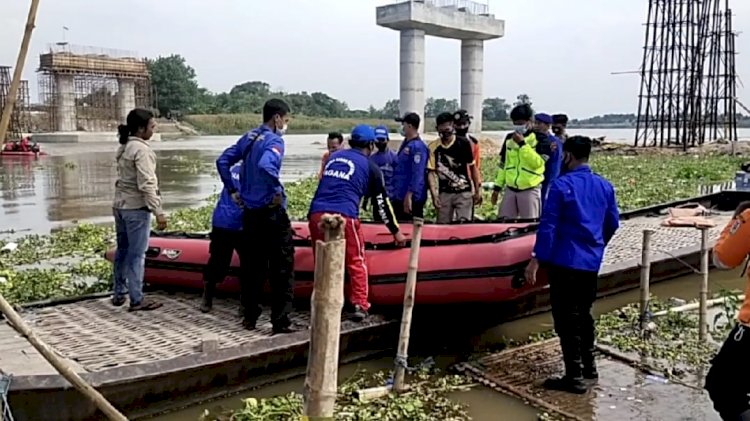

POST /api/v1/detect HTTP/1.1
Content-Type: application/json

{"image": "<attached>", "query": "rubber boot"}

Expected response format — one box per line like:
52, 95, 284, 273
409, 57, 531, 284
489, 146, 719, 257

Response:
581, 339, 599, 381
544, 335, 587, 394
200, 282, 215, 313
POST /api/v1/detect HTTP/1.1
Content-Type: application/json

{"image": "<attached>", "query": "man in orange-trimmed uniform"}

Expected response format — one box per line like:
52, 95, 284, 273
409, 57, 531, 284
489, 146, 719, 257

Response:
705, 201, 750, 421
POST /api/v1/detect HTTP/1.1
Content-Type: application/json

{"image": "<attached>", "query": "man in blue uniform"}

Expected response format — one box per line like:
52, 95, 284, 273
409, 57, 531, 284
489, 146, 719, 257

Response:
534, 113, 563, 203
392, 113, 429, 222
216, 98, 296, 334
309, 125, 406, 321
201, 163, 243, 313
368, 125, 398, 221
525, 136, 620, 394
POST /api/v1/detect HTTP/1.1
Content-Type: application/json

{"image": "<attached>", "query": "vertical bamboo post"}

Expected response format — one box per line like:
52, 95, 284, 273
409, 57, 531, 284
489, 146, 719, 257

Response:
0, 293, 127, 421
0, 0, 41, 145
393, 218, 425, 393
699, 227, 710, 341
303, 214, 346, 419
639, 229, 653, 330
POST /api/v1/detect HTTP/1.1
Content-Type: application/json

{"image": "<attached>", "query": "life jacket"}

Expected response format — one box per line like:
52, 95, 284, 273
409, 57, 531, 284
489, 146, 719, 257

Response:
499, 132, 545, 190
713, 207, 750, 324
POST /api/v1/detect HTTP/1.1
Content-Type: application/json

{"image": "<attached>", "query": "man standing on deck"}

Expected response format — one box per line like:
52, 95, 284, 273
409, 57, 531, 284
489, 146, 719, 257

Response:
524, 136, 620, 394
216, 98, 296, 334
534, 113, 563, 203
705, 201, 750, 420
490, 104, 553, 219
308, 125, 406, 321
392, 112, 429, 222
427, 112, 480, 223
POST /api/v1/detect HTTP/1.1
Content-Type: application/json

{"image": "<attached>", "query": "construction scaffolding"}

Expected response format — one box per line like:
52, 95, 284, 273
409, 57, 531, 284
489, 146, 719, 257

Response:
634, 0, 738, 149
0, 66, 32, 141
37, 44, 152, 133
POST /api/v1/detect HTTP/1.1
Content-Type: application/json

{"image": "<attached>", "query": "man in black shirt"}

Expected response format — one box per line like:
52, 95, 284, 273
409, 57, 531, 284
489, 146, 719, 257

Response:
427, 112, 477, 224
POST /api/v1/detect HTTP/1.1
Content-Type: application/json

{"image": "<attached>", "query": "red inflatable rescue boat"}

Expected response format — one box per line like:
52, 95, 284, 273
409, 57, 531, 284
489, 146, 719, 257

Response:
0, 150, 46, 157
104, 221, 545, 305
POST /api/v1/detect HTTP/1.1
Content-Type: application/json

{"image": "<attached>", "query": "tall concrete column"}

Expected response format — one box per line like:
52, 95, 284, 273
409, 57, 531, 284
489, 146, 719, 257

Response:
399, 29, 425, 131
55, 74, 76, 132
117, 78, 136, 122
460, 39, 484, 134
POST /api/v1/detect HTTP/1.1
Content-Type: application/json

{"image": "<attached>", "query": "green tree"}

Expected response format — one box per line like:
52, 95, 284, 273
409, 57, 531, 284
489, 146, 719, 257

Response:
425, 97, 459, 118
513, 94, 532, 108
482, 97, 510, 121
147, 54, 202, 115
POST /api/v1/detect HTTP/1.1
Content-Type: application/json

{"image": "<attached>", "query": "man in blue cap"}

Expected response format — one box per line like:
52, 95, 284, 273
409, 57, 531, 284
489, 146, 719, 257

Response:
370, 125, 398, 204
308, 125, 406, 321
534, 113, 563, 203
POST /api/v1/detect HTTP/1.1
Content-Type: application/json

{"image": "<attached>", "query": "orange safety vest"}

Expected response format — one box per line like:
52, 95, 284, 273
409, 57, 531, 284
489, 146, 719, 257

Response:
713, 207, 750, 324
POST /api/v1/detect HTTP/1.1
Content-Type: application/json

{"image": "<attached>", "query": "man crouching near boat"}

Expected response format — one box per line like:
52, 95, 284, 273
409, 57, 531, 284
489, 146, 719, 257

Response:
524, 136, 620, 394
705, 201, 750, 421
200, 163, 243, 313
308, 124, 406, 322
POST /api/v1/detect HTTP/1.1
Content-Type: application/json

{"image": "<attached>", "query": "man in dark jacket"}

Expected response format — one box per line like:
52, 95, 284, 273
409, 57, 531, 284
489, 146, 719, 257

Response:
525, 136, 620, 394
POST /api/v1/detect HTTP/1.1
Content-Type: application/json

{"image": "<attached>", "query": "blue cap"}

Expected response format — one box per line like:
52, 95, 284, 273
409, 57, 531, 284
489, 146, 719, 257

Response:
350, 124, 376, 143
535, 113, 553, 124
374, 125, 389, 141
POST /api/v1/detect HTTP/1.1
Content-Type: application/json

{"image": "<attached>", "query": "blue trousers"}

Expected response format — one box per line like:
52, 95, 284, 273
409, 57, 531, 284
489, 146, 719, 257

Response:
112, 208, 151, 304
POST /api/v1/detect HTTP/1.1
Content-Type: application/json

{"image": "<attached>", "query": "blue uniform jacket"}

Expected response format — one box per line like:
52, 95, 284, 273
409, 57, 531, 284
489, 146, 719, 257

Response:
309, 149, 399, 234
211, 165, 243, 231
216, 125, 286, 210
533, 165, 620, 272
392, 137, 428, 203
541, 134, 563, 202
370, 149, 398, 199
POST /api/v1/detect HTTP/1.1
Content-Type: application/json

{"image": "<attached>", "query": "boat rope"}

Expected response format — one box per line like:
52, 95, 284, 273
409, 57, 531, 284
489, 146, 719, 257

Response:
0, 374, 14, 421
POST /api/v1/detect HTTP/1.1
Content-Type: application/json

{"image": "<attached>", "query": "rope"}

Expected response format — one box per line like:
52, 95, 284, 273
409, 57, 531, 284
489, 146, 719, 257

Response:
1, 374, 14, 421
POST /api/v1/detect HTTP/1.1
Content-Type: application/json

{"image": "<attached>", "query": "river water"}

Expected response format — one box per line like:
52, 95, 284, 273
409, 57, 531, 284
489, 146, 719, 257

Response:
2, 128, 747, 420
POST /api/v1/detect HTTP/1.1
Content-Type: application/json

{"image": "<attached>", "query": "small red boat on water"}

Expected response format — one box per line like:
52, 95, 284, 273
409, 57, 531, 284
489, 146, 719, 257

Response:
105, 221, 543, 305
0, 150, 47, 157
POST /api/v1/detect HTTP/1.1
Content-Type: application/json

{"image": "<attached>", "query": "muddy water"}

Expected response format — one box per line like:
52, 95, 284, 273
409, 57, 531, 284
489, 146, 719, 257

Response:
0, 135, 329, 235
151, 269, 745, 421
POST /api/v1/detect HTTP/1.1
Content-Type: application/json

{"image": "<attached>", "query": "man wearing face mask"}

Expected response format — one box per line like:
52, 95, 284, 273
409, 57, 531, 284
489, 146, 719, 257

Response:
534, 113, 563, 204
308, 125, 406, 321
392, 112, 429, 222
453, 110, 482, 191
216, 98, 297, 334
491, 104, 553, 219
427, 112, 479, 223
524, 136, 620, 395
368, 125, 398, 220
552, 114, 569, 141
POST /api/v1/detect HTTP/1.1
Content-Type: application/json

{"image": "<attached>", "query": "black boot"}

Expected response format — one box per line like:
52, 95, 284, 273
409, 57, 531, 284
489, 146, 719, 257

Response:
581, 345, 598, 381
200, 282, 215, 313
544, 336, 587, 394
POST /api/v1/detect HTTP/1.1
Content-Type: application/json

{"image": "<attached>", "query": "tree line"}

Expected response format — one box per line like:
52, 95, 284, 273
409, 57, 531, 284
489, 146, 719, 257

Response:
147, 54, 531, 122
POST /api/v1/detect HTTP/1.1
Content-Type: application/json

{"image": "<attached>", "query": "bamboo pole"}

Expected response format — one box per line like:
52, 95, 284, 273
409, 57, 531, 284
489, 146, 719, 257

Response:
0, 293, 127, 421
303, 214, 346, 419
652, 294, 745, 317
699, 227, 710, 341
639, 230, 653, 330
0, 0, 40, 145
393, 218, 425, 393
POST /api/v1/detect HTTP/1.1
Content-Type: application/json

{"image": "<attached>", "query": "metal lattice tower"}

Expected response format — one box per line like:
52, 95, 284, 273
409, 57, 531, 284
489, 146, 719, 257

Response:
635, 0, 738, 149
0, 66, 32, 141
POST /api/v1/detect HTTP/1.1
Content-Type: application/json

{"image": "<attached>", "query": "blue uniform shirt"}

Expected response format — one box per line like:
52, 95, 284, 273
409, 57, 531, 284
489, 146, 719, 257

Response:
216, 125, 286, 209
370, 149, 397, 199
211, 165, 243, 231
392, 137, 428, 203
541, 134, 563, 202
309, 149, 399, 234
533, 165, 620, 272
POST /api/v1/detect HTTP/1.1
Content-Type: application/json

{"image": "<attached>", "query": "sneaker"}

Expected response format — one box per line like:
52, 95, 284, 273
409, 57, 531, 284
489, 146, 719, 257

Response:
351, 305, 369, 322
542, 376, 588, 394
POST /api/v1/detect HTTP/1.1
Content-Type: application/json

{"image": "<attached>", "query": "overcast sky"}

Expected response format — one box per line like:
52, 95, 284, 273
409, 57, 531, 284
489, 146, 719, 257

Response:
1, 0, 749, 118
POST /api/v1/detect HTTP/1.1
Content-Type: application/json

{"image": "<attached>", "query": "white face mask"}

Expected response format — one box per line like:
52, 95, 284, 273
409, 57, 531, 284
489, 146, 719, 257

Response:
277, 123, 288, 135
513, 124, 527, 134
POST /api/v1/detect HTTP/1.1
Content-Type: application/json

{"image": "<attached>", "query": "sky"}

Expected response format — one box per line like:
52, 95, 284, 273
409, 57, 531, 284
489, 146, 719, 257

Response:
1, 0, 749, 118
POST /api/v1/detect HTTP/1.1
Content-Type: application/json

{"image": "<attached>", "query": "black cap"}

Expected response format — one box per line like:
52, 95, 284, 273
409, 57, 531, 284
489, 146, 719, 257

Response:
436, 112, 454, 126
563, 135, 592, 159
396, 112, 421, 128
453, 109, 472, 124
552, 114, 569, 126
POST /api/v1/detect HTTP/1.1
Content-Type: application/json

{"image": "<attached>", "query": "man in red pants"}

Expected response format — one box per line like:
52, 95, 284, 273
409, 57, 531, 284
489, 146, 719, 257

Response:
308, 124, 406, 321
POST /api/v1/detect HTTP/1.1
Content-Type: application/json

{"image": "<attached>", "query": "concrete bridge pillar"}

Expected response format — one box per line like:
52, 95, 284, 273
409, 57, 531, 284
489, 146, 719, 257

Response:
117, 78, 136, 122
399, 29, 426, 131
461, 39, 484, 133
55, 74, 76, 132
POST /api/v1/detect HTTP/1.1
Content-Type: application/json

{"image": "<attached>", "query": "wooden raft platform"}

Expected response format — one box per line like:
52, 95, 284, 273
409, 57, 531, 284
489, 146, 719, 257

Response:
2, 292, 395, 421
457, 338, 720, 421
